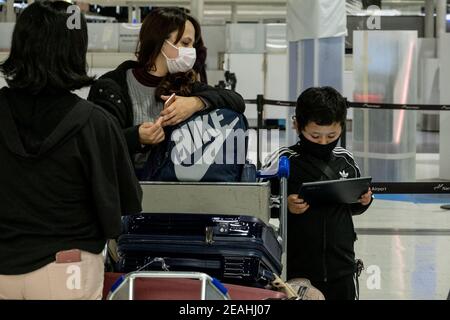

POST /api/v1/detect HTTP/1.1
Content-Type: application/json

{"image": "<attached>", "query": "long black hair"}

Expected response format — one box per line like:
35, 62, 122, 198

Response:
188, 14, 208, 84
0, 1, 94, 94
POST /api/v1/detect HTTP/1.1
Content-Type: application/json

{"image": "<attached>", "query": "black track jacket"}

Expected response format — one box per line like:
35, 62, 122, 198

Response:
263, 142, 372, 282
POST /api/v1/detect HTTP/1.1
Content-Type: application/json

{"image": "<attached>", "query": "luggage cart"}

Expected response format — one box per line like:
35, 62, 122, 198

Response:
110, 157, 290, 284
257, 156, 290, 280
107, 271, 230, 300
139, 181, 272, 223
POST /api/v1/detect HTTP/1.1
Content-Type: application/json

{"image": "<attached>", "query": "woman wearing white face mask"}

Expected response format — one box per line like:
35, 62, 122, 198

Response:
161, 39, 197, 74
88, 7, 245, 180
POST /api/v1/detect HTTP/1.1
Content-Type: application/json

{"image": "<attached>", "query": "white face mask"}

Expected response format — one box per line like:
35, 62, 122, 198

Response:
162, 40, 196, 74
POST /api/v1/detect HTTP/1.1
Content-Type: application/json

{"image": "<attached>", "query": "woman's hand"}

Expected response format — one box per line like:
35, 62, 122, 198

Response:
288, 194, 310, 215
159, 95, 205, 127
359, 188, 373, 206
139, 117, 165, 145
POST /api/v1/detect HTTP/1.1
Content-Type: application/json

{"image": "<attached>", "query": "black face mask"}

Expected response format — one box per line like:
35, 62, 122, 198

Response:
298, 133, 340, 160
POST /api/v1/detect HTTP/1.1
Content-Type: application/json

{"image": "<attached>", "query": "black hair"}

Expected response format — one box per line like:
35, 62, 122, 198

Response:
295, 87, 347, 130
0, 1, 93, 94
187, 14, 208, 84
136, 7, 188, 70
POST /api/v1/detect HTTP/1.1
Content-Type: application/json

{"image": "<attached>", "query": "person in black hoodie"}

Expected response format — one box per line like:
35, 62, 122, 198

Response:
87, 7, 246, 180
0, 1, 142, 299
263, 87, 373, 300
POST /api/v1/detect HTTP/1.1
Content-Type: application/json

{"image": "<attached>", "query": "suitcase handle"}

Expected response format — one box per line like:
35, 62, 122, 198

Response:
136, 257, 170, 272
205, 226, 214, 244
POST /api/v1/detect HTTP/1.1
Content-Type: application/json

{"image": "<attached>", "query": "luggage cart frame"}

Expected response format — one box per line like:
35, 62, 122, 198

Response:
118, 157, 290, 281
107, 271, 230, 300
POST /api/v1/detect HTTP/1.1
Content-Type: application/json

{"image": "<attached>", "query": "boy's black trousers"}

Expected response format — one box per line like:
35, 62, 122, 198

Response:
311, 273, 357, 300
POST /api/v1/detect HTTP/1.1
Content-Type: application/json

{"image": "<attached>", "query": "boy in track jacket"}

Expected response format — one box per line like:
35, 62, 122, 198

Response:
263, 87, 373, 300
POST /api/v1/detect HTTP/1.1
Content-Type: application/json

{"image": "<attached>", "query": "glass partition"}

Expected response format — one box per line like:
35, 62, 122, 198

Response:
352, 30, 418, 182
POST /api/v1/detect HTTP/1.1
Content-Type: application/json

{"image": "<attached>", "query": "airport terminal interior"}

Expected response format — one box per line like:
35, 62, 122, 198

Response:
0, 0, 450, 300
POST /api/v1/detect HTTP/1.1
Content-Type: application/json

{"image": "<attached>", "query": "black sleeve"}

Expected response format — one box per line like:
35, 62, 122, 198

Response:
123, 125, 144, 155
88, 79, 128, 127
88, 79, 144, 156
191, 83, 246, 114
83, 110, 143, 239
350, 197, 373, 216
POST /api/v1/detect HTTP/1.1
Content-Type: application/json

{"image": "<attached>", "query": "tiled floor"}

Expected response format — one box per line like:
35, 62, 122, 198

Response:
354, 200, 450, 300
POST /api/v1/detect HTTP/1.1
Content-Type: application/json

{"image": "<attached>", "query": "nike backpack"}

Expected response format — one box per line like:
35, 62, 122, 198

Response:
148, 108, 249, 182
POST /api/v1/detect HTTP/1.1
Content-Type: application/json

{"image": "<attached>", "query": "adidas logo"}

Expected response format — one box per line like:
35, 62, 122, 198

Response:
339, 170, 349, 179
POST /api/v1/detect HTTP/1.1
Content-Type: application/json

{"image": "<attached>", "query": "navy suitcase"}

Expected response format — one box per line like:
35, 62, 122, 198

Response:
116, 213, 282, 287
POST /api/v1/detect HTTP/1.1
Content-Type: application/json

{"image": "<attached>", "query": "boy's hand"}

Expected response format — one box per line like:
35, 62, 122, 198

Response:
359, 188, 373, 206
288, 194, 310, 215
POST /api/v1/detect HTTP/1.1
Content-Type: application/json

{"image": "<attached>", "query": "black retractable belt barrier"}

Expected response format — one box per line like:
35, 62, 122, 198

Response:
349, 101, 450, 111
256, 95, 265, 170
262, 99, 296, 107
371, 182, 450, 194
244, 95, 450, 199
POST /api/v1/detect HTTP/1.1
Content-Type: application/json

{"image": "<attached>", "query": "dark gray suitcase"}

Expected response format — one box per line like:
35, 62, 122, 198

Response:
116, 213, 282, 287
